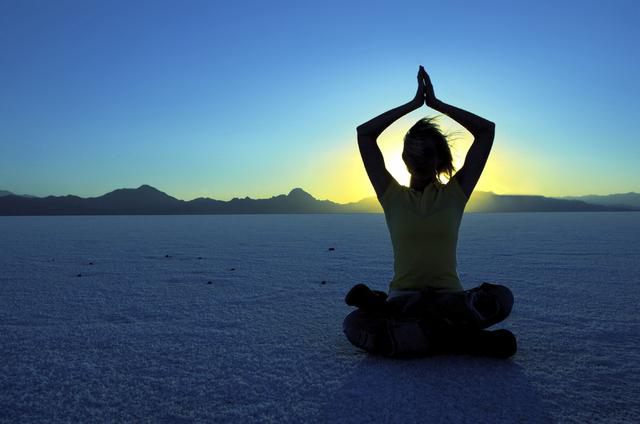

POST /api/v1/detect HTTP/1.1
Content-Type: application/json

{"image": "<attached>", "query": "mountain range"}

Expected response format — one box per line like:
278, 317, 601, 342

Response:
0, 185, 638, 215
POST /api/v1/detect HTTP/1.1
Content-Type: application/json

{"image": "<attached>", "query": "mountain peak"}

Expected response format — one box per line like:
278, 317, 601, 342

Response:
287, 188, 315, 201
99, 185, 177, 204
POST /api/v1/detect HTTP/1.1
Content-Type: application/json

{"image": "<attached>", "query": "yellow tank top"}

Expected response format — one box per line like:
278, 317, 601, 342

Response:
379, 175, 469, 293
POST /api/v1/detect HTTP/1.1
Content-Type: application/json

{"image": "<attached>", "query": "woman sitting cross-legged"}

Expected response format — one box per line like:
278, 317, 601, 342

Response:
344, 65, 516, 359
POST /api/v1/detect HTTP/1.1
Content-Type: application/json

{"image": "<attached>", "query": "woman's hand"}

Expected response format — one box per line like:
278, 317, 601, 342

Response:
356, 66, 433, 137
422, 67, 439, 108
411, 65, 427, 108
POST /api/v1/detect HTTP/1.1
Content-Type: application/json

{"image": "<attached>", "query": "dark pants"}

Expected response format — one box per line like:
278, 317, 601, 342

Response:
343, 283, 515, 358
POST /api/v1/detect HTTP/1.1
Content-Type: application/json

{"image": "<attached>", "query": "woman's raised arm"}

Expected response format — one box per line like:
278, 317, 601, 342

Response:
423, 70, 495, 198
356, 66, 425, 198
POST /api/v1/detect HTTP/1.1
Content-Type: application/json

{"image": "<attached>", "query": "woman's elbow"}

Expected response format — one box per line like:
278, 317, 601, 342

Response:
487, 121, 496, 134
477, 121, 495, 139
356, 124, 369, 136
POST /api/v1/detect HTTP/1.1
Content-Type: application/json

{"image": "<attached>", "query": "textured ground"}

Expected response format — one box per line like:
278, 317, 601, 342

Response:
1, 213, 639, 423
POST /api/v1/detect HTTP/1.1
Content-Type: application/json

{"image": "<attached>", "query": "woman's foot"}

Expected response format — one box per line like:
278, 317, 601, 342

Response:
345, 283, 388, 313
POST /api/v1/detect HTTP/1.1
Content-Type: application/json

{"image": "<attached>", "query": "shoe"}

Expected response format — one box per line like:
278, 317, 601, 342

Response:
345, 283, 388, 312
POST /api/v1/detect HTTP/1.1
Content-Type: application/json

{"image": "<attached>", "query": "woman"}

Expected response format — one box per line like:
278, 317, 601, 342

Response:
343, 65, 516, 358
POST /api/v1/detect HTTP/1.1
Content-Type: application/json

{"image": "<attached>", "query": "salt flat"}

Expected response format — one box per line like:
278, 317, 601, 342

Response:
1, 213, 639, 423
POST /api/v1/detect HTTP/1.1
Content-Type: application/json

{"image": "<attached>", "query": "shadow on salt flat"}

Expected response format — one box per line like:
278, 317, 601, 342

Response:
318, 354, 551, 423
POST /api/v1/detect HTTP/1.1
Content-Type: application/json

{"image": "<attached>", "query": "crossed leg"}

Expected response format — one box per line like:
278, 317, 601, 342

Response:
343, 283, 516, 358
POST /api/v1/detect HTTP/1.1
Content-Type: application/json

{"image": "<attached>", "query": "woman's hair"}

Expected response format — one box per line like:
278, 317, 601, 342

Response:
402, 116, 455, 188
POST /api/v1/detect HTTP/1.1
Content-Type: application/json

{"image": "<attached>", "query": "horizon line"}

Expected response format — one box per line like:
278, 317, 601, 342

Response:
2, 184, 639, 204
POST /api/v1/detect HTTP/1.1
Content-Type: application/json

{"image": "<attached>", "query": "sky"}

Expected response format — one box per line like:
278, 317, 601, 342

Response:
1, 0, 638, 203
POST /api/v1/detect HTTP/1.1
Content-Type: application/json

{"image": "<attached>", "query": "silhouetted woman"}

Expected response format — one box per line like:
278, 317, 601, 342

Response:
343, 66, 516, 358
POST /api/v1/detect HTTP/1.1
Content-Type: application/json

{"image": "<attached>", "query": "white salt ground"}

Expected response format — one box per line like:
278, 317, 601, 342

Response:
0, 213, 639, 423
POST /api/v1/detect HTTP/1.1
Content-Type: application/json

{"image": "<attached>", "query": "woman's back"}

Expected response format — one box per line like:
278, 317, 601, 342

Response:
379, 175, 469, 292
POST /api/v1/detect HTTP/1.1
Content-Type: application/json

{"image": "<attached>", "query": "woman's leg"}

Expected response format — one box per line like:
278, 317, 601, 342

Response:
387, 283, 517, 358
343, 308, 433, 357
391, 283, 514, 331
343, 284, 432, 357
343, 309, 393, 356
454, 282, 514, 330
342, 282, 515, 357
407, 283, 517, 358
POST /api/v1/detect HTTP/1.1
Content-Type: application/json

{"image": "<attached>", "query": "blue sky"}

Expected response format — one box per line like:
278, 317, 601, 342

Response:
1, 0, 638, 202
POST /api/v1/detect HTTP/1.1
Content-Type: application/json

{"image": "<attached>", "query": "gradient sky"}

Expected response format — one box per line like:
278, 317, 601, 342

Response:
1, 0, 638, 202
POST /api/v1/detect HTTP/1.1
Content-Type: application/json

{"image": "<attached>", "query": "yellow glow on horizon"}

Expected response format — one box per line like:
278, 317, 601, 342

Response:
474, 145, 544, 195
303, 120, 544, 203
298, 143, 373, 203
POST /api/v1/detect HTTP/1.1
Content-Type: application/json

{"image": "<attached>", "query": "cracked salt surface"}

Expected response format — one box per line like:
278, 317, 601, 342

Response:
1, 213, 639, 423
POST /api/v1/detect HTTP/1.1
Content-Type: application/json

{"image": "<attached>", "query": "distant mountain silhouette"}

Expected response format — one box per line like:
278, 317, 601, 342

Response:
0, 184, 637, 215
185, 188, 343, 214
88, 184, 183, 214
0, 189, 36, 198
0, 185, 343, 215
561, 193, 640, 209
464, 192, 636, 212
